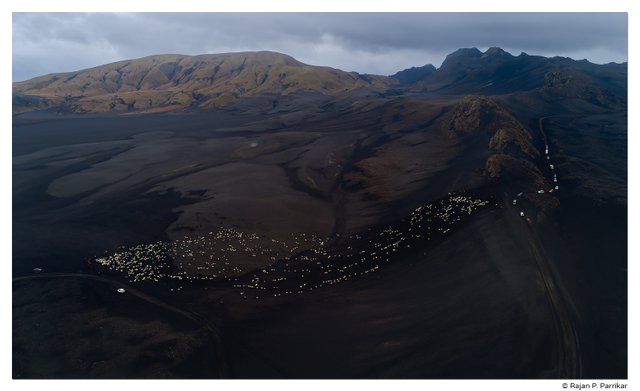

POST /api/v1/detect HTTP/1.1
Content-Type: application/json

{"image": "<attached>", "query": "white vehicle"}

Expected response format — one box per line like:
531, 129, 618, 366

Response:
555, 185, 559, 190
520, 212, 525, 217
554, 178, 558, 183
549, 164, 555, 170
537, 189, 545, 194
117, 288, 126, 294
513, 199, 517, 205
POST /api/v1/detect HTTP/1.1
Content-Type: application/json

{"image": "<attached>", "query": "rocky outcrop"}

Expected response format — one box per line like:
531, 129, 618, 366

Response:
444, 95, 545, 186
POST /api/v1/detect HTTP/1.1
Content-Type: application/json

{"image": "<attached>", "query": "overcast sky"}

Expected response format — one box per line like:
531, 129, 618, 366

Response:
12, 12, 628, 82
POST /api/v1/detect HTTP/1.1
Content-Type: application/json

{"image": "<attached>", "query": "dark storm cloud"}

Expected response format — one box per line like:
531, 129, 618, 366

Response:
12, 12, 627, 81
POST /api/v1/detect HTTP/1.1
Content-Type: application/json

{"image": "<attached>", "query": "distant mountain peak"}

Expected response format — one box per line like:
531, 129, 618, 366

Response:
482, 47, 512, 58
391, 64, 436, 85
439, 48, 483, 69
447, 47, 482, 58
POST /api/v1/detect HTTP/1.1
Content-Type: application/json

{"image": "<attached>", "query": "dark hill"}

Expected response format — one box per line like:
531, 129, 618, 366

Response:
395, 47, 627, 108
390, 64, 436, 84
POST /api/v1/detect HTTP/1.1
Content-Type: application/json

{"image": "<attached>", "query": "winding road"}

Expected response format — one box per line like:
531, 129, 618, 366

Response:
524, 116, 581, 377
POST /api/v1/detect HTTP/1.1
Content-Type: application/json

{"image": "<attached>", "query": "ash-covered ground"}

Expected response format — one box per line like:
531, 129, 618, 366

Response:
13, 92, 626, 378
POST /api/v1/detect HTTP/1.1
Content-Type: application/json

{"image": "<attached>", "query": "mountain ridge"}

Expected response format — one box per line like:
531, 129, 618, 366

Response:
13, 51, 396, 113
406, 47, 627, 101
13, 48, 627, 114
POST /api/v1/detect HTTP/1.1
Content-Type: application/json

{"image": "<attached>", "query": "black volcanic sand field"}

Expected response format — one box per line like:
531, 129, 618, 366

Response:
498, 96, 628, 378
216, 206, 560, 378
12, 98, 626, 378
13, 275, 226, 378
535, 114, 627, 379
